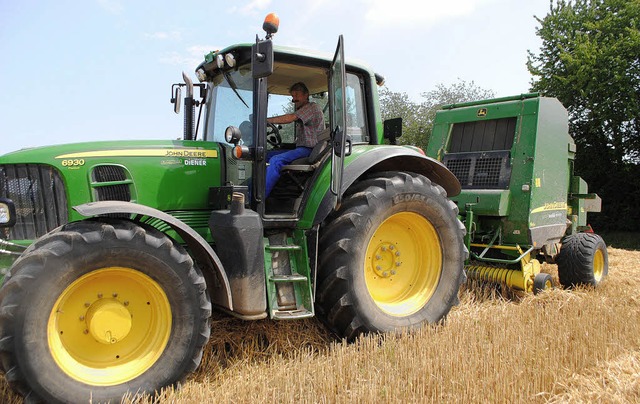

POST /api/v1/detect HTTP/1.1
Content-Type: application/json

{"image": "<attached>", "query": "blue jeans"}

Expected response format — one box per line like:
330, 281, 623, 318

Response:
265, 147, 312, 197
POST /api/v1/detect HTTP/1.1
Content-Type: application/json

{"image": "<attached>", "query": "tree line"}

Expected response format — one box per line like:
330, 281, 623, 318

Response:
380, 0, 639, 232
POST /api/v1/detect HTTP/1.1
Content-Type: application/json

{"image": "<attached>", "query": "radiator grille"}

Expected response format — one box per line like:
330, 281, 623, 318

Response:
0, 164, 68, 240
91, 165, 127, 182
91, 165, 131, 202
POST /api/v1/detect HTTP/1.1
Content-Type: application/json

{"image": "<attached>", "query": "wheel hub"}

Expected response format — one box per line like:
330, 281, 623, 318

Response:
371, 243, 402, 278
85, 299, 132, 344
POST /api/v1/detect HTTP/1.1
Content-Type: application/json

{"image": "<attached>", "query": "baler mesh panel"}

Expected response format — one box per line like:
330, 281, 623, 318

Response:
473, 157, 503, 187
446, 159, 472, 185
0, 164, 68, 240
443, 150, 511, 189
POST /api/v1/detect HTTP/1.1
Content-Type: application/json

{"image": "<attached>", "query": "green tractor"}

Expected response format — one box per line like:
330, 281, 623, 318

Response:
426, 93, 608, 293
0, 14, 466, 402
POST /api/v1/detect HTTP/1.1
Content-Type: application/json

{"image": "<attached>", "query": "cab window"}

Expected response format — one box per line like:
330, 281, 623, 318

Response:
345, 73, 368, 143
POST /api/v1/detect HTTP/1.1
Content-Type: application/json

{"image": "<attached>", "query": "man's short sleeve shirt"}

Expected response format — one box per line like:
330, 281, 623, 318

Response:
294, 102, 325, 148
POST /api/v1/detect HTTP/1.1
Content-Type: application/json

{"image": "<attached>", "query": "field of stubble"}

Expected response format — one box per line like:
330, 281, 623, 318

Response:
1, 248, 638, 403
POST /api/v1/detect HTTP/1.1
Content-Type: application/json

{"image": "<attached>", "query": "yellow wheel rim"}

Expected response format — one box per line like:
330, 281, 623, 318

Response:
47, 267, 172, 386
364, 212, 442, 316
593, 248, 605, 282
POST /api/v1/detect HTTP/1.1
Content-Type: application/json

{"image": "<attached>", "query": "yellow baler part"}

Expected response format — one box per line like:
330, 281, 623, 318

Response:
466, 259, 541, 293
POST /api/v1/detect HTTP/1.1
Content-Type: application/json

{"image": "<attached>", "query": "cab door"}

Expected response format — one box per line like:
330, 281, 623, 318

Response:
329, 35, 348, 208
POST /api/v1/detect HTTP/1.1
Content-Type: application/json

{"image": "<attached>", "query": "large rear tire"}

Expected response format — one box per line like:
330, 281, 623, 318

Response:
557, 232, 608, 288
316, 172, 466, 341
0, 219, 211, 403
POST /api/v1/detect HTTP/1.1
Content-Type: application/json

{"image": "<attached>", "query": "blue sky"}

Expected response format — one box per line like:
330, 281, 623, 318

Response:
0, 0, 551, 155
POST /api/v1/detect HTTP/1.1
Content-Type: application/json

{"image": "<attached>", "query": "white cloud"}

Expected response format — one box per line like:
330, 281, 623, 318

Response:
361, 0, 496, 25
96, 0, 123, 14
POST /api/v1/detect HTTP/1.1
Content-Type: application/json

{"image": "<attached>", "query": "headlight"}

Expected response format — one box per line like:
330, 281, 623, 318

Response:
216, 53, 225, 69
225, 53, 236, 68
225, 126, 242, 145
196, 68, 207, 82
0, 198, 16, 227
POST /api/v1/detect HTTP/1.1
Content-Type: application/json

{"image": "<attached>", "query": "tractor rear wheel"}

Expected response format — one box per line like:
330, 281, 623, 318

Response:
557, 233, 608, 288
0, 219, 211, 403
316, 172, 466, 341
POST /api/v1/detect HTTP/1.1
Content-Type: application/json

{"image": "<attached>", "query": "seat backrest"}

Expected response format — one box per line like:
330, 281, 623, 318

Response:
307, 128, 331, 164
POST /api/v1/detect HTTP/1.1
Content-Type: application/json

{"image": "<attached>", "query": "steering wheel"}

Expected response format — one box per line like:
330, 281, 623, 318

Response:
266, 122, 282, 147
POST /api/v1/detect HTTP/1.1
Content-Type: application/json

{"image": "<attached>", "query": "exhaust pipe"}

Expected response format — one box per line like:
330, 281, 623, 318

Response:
182, 72, 195, 141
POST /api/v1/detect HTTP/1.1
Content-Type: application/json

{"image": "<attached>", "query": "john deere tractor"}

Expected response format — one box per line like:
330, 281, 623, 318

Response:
0, 14, 466, 402
426, 93, 608, 293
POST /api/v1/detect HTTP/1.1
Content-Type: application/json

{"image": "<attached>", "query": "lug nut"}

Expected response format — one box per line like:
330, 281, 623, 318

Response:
84, 302, 91, 308
382, 272, 389, 277
112, 293, 118, 298
79, 315, 85, 321
389, 245, 394, 250
391, 270, 396, 275
97, 293, 103, 299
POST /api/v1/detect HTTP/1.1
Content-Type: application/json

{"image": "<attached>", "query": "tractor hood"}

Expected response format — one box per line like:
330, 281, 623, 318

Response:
0, 139, 215, 164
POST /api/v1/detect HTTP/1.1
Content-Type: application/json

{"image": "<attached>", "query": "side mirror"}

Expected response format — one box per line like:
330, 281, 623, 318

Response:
252, 39, 273, 79
383, 117, 402, 145
171, 85, 182, 114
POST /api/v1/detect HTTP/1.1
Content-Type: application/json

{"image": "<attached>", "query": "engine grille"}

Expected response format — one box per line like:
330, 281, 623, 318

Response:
0, 164, 68, 240
91, 165, 131, 202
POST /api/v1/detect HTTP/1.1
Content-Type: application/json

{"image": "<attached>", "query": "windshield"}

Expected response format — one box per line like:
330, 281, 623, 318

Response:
203, 63, 339, 146
204, 67, 254, 145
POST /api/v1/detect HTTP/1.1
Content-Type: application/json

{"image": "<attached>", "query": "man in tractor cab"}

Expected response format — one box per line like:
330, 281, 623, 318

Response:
265, 82, 325, 197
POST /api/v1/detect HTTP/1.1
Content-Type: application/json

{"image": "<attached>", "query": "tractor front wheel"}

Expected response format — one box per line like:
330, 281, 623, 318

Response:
316, 172, 466, 340
0, 219, 211, 403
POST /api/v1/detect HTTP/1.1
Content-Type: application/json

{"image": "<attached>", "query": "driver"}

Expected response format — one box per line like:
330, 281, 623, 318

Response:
265, 82, 325, 197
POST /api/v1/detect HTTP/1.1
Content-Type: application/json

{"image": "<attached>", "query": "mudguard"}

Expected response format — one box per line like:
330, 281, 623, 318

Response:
313, 146, 461, 226
74, 201, 233, 310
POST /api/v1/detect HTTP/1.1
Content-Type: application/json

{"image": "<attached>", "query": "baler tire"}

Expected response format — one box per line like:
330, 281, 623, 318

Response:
316, 171, 467, 341
533, 272, 553, 294
557, 233, 608, 288
0, 219, 211, 403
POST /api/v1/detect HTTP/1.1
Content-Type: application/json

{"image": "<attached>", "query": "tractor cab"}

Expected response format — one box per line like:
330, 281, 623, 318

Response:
173, 15, 378, 224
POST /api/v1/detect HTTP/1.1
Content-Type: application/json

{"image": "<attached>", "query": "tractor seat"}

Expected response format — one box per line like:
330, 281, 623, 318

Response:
281, 128, 332, 172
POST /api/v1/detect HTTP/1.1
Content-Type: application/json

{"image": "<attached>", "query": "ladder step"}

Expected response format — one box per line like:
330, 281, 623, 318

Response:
266, 244, 302, 251
272, 308, 314, 320
269, 274, 308, 283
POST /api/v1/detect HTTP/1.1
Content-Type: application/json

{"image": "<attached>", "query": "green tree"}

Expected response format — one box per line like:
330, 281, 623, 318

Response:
379, 80, 494, 150
527, 0, 640, 231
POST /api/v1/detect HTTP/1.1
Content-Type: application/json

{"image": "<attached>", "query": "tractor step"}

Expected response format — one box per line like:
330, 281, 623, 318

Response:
266, 244, 302, 251
269, 273, 308, 283
265, 232, 314, 320
272, 308, 314, 320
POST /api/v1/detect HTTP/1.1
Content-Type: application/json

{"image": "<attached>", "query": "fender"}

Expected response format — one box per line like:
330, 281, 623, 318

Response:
313, 146, 461, 226
74, 201, 233, 310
